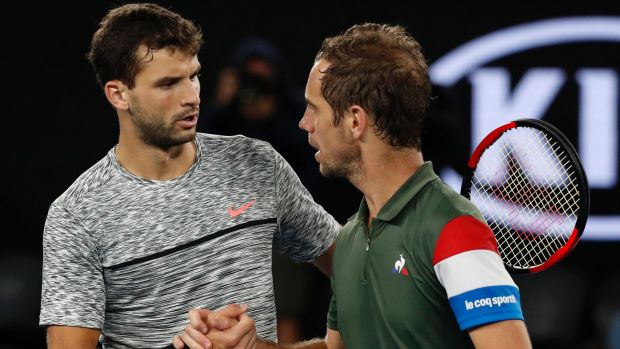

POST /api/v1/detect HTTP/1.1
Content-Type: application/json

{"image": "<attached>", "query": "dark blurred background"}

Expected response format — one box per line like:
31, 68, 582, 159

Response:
1, 0, 620, 348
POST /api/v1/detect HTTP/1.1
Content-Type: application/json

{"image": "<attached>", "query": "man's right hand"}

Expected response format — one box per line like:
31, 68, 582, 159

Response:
172, 303, 257, 349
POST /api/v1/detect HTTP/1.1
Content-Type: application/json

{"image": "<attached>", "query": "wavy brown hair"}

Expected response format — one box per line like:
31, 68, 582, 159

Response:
316, 23, 431, 150
87, 3, 203, 89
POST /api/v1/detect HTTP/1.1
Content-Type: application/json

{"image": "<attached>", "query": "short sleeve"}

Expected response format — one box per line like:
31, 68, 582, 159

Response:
432, 215, 524, 330
39, 203, 105, 329
273, 151, 339, 262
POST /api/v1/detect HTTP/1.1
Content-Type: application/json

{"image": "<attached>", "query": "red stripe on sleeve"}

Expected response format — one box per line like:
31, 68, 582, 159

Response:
432, 216, 499, 265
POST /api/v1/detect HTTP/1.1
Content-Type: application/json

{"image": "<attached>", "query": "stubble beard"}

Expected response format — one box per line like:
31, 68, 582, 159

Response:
320, 142, 362, 181
128, 101, 196, 150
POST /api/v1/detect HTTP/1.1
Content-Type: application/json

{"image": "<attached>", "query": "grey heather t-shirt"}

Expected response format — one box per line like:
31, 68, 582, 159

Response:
40, 133, 339, 348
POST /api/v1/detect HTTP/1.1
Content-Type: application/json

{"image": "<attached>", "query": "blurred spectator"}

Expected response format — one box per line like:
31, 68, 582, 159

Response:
199, 36, 317, 192
199, 36, 359, 343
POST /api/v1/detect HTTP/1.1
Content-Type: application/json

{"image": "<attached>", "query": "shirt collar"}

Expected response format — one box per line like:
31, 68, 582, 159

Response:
350, 162, 438, 223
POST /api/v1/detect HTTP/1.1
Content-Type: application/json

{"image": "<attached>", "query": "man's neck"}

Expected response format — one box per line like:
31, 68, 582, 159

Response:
352, 147, 423, 224
115, 136, 197, 181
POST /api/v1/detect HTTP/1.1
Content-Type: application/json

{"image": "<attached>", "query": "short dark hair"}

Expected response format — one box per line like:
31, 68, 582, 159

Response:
316, 23, 431, 150
87, 3, 203, 89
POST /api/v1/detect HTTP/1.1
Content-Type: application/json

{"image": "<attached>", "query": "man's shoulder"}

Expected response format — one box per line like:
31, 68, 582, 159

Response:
334, 217, 362, 244
52, 152, 116, 211
398, 178, 486, 246
197, 133, 274, 153
197, 132, 277, 165
417, 178, 483, 222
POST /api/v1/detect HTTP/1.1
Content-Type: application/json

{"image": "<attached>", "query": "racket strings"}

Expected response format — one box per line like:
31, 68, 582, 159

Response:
471, 127, 581, 270
484, 153, 572, 267
484, 142, 576, 267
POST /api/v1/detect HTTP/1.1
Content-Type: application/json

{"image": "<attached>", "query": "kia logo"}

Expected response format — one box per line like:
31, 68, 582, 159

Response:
430, 16, 620, 240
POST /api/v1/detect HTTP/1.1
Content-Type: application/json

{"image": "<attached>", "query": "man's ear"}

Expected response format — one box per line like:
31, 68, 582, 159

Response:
104, 80, 130, 111
349, 105, 370, 140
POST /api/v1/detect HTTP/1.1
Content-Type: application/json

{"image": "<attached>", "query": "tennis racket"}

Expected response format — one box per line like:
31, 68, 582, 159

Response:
460, 118, 589, 274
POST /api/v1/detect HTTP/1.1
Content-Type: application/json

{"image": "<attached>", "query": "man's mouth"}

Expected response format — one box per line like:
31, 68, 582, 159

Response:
176, 113, 198, 128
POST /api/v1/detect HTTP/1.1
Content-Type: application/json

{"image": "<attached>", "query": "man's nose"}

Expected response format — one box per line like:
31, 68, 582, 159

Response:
182, 79, 201, 107
299, 113, 313, 132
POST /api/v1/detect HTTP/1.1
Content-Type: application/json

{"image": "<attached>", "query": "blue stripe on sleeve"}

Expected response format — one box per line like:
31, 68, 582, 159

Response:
449, 285, 524, 330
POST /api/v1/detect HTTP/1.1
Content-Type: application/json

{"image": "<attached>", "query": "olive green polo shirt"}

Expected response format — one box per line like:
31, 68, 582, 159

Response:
327, 162, 522, 348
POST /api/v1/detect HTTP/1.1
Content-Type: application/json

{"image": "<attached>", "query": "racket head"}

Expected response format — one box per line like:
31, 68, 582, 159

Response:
461, 118, 590, 274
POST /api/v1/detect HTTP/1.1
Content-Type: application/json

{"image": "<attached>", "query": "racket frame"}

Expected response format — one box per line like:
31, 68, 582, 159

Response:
460, 118, 590, 273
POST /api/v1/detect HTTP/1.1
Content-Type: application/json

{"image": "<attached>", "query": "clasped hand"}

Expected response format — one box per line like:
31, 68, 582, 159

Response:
172, 304, 257, 349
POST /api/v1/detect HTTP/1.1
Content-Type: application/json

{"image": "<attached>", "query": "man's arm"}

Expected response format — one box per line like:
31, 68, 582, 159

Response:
272, 150, 339, 271
313, 242, 336, 277
469, 320, 531, 349
256, 339, 325, 349
47, 325, 100, 349
324, 329, 345, 349
41, 205, 106, 348
220, 328, 345, 349
173, 306, 346, 349
255, 328, 345, 349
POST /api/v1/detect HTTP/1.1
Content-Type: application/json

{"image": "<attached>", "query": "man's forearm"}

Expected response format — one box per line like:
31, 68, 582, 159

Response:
258, 339, 327, 349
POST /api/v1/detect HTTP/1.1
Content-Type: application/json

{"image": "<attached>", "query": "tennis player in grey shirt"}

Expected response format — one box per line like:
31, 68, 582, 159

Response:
39, 4, 338, 349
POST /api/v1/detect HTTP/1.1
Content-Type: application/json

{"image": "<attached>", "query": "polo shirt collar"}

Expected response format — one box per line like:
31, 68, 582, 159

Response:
350, 162, 438, 223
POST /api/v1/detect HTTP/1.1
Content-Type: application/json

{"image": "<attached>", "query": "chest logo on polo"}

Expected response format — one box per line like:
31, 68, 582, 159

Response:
227, 198, 257, 217
391, 254, 409, 276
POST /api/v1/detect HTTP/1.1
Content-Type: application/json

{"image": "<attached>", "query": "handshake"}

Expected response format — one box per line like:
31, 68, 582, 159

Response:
171, 304, 258, 349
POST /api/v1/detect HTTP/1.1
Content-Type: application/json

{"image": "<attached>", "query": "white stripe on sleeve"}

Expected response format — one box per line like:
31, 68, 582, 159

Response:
433, 249, 517, 298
